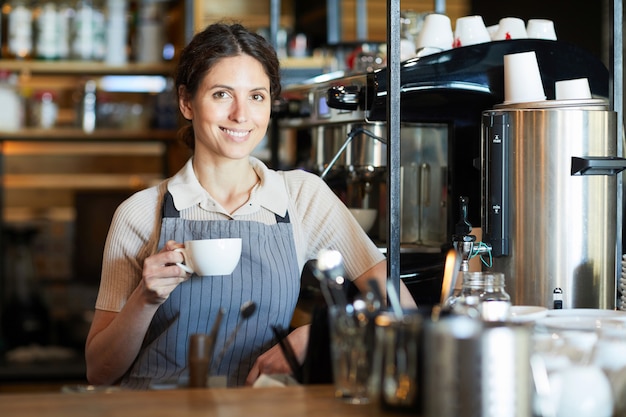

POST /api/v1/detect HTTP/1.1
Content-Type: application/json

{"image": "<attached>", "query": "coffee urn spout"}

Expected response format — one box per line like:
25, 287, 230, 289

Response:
452, 196, 491, 271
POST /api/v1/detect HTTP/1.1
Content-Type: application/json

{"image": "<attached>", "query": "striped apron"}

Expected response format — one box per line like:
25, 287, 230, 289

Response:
121, 191, 300, 388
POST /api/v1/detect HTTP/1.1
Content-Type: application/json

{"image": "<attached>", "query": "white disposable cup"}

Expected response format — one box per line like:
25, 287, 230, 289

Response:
503, 51, 546, 104
453, 15, 491, 47
487, 24, 499, 40
527, 19, 557, 41
414, 13, 453, 52
493, 17, 528, 40
175, 238, 242, 276
555, 78, 592, 100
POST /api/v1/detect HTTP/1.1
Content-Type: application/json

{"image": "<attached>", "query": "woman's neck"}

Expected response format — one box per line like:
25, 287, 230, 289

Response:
192, 156, 260, 214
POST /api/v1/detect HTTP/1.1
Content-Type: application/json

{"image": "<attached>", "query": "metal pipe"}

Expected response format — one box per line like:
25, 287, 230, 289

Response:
434, 0, 446, 14
387, 0, 401, 296
327, 0, 341, 44
269, 0, 281, 51
611, 0, 624, 308
184, 0, 194, 43
356, 0, 368, 41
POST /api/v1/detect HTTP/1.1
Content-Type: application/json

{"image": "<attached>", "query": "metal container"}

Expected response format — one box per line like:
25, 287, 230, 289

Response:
424, 317, 532, 417
481, 99, 626, 308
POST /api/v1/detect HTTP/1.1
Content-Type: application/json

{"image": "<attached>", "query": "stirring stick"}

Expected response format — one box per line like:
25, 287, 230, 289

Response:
206, 308, 224, 361
271, 325, 302, 383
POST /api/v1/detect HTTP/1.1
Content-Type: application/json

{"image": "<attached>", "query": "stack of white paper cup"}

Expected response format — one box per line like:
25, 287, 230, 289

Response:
493, 17, 528, 40
503, 51, 546, 104
415, 13, 454, 53
453, 15, 491, 47
555, 78, 592, 100
526, 19, 557, 40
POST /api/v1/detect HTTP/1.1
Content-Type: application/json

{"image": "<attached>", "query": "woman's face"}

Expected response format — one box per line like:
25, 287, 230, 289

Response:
179, 54, 272, 162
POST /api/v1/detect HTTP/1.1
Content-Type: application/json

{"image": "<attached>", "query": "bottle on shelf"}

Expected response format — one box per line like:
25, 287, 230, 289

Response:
135, 0, 164, 63
35, 1, 60, 60
71, 0, 105, 61
7, 0, 33, 59
0, 70, 24, 131
104, 0, 128, 65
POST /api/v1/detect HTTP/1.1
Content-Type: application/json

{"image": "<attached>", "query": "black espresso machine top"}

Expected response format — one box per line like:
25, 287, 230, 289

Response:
278, 39, 609, 126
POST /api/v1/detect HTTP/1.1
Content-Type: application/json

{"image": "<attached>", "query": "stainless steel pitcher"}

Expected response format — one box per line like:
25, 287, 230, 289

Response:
481, 99, 626, 308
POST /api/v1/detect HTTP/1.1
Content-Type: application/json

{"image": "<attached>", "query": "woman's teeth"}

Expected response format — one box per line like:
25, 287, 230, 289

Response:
223, 128, 248, 137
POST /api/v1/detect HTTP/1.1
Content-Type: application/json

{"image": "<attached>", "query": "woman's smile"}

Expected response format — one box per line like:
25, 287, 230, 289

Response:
221, 127, 252, 140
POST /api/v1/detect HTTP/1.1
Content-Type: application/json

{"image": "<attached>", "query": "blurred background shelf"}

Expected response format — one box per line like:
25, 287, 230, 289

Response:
0, 128, 178, 142
0, 60, 176, 76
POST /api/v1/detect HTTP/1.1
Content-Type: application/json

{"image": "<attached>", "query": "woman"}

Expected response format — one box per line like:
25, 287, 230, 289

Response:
85, 23, 416, 389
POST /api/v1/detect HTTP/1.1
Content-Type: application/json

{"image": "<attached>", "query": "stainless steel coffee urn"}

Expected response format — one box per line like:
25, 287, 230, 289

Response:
481, 99, 626, 309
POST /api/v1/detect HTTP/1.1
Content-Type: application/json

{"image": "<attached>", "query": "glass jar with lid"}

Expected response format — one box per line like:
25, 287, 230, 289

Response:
450, 271, 511, 321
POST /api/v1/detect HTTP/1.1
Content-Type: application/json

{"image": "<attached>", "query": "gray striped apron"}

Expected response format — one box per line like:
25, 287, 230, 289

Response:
121, 191, 300, 389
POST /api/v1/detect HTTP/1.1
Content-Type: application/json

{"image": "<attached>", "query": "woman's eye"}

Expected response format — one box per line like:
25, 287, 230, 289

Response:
213, 91, 230, 99
251, 93, 265, 102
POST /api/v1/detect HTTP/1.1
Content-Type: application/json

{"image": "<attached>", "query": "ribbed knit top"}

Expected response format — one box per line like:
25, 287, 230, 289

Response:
95, 157, 384, 312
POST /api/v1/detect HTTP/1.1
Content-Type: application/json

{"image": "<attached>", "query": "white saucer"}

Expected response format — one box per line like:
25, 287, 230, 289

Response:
536, 315, 626, 332
547, 308, 626, 318
508, 305, 548, 323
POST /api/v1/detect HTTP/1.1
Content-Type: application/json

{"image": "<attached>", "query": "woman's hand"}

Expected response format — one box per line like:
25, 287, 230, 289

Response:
245, 325, 310, 385
140, 240, 190, 305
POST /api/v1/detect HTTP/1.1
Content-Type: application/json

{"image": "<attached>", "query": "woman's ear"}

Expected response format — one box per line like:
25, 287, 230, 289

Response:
178, 85, 193, 120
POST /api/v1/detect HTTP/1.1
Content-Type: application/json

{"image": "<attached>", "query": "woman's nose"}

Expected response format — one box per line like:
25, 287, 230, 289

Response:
229, 100, 248, 123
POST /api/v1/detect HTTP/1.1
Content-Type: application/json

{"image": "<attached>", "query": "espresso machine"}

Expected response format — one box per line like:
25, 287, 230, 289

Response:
276, 39, 613, 306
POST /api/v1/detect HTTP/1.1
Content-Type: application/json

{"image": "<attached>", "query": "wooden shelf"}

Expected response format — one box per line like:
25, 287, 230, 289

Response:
0, 60, 176, 76
4, 173, 163, 190
0, 128, 179, 142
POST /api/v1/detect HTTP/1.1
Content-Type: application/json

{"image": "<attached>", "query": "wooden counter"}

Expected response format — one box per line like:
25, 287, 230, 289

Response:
0, 384, 408, 417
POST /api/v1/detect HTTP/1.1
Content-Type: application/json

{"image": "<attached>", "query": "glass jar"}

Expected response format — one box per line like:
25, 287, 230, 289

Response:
451, 271, 511, 321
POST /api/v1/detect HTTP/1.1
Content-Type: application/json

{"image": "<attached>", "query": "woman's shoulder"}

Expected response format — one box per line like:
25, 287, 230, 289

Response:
112, 181, 167, 226
280, 168, 327, 190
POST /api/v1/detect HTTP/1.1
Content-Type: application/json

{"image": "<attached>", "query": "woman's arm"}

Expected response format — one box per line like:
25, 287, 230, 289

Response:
352, 259, 417, 309
85, 241, 188, 385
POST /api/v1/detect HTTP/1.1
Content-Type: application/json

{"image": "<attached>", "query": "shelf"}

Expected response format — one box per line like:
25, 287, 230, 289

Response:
4, 173, 163, 190
0, 60, 176, 76
0, 128, 179, 142
3, 141, 166, 156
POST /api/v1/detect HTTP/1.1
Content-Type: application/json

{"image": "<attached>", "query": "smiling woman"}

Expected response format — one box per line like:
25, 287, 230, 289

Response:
84, 22, 416, 390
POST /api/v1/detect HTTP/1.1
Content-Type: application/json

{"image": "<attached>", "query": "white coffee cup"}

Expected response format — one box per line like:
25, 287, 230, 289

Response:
503, 51, 546, 104
555, 78, 592, 100
493, 17, 528, 40
175, 238, 242, 276
453, 15, 491, 47
527, 19, 557, 41
414, 13, 453, 52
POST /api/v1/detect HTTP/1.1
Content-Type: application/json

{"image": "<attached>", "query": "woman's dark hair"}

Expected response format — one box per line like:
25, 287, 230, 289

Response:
175, 23, 282, 150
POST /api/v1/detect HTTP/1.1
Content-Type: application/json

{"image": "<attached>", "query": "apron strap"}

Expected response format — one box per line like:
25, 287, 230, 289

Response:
162, 191, 180, 218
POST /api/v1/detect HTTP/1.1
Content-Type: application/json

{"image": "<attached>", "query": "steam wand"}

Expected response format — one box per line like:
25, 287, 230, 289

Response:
319, 127, 386, 180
